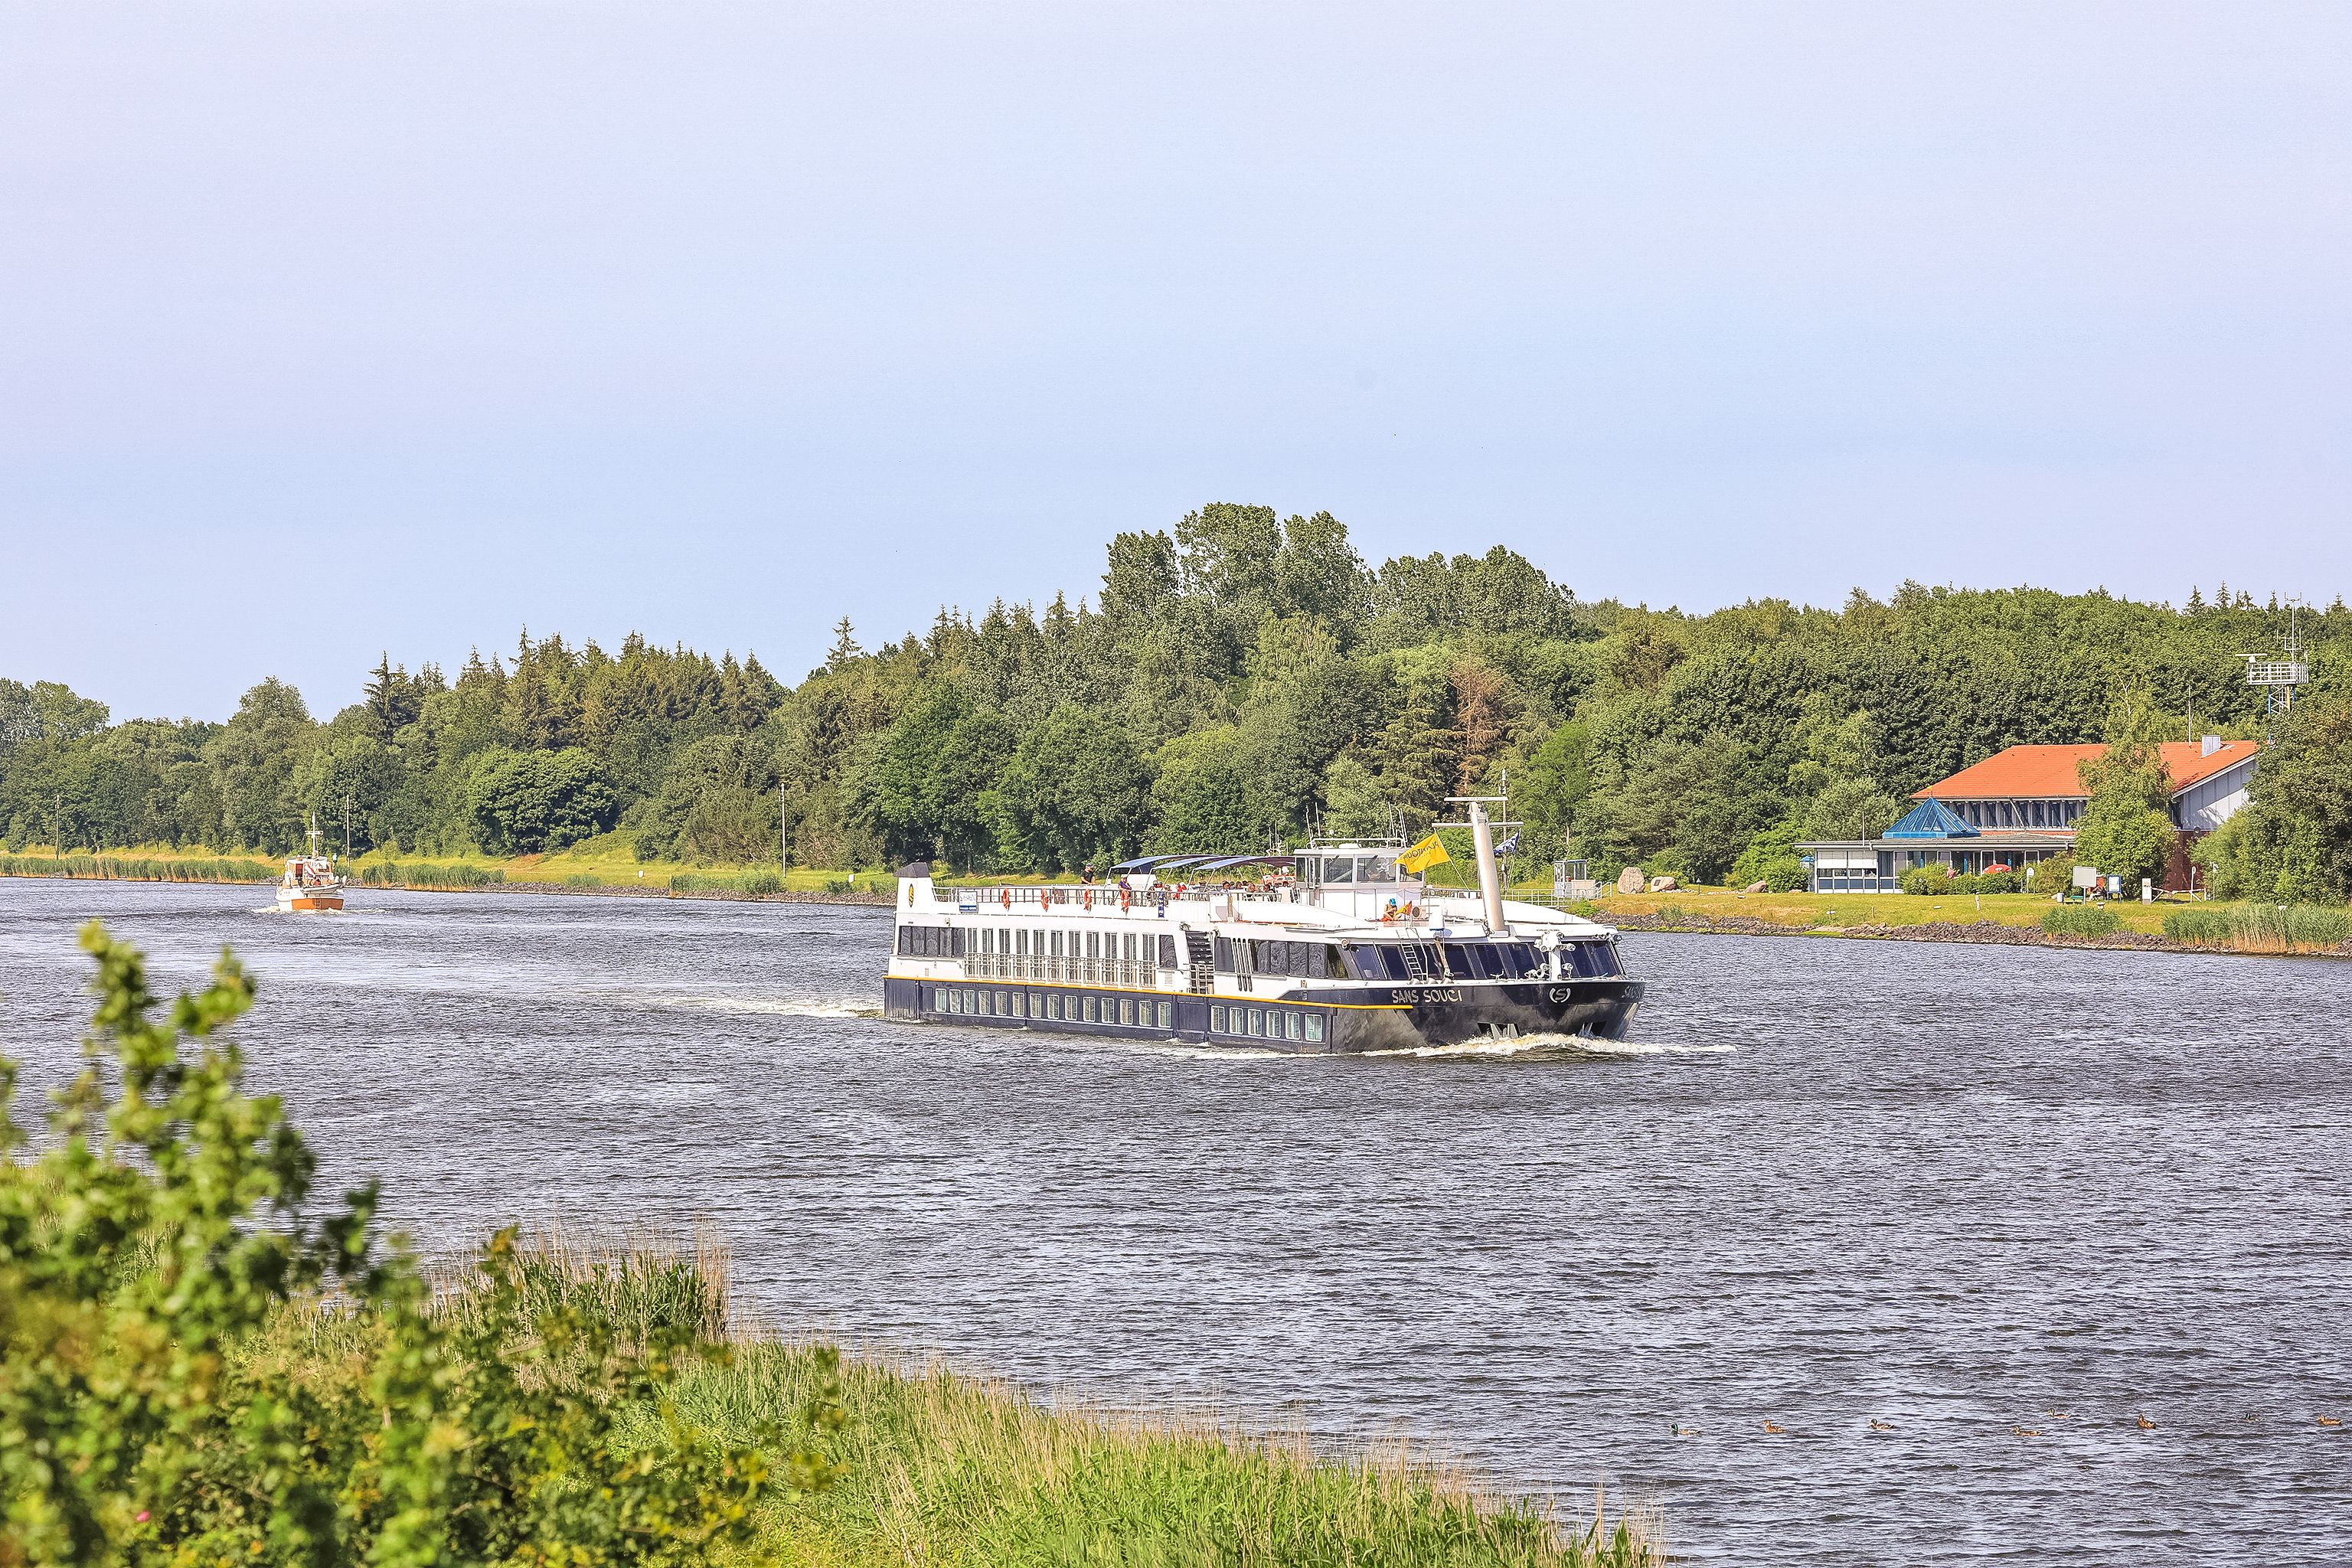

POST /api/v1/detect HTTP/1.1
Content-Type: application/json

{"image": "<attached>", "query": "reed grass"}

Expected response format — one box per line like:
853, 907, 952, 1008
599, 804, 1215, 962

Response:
668, 870, 789, 897
0, 852, 277, 883
253, 1236, 1659, 1568
2040, 904, 2122, 938
564, 871, 604, 888
2161, 902, 2352, 953
357, 861, 505, 888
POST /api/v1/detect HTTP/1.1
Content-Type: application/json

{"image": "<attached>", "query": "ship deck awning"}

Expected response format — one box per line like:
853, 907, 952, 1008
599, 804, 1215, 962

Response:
1188, 854, 1295, 872
1112, 854, 1195, 871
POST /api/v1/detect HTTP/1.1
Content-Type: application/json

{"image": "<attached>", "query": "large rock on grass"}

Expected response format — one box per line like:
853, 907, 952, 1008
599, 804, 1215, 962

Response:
1646, 875, 1679, 893
1744, 880, 1769, 893
1615, 865, 1646, 894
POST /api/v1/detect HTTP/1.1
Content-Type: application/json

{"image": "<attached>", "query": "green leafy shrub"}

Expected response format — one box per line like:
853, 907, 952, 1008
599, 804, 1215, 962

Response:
1899, 864, 1952, 896
741, 871, 784, 897
2027, 857, 2078, 897
2041, 904, 2122, 938
0, 925, 819, 1566
1976, 868, 2022, 893
564, 871, 604, 887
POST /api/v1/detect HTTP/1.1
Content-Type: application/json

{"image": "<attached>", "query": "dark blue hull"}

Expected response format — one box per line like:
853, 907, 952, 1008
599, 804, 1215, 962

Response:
882, 975, 1643, 1052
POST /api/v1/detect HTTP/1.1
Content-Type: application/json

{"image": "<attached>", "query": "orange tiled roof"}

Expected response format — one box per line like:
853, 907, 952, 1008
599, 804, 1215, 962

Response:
1914, 741, 2259, 801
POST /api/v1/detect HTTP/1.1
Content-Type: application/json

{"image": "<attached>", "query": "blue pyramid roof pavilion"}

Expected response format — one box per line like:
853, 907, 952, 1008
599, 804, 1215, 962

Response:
1882, 798, 1979, 839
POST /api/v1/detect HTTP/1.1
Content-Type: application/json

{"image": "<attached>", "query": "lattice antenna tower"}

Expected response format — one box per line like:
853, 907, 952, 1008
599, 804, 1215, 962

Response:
2246, 598, 2310, 734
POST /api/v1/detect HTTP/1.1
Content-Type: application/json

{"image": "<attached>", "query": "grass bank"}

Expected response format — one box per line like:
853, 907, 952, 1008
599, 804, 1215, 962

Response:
1555, 884, 2351, 956
260, 1236, 1659, 1568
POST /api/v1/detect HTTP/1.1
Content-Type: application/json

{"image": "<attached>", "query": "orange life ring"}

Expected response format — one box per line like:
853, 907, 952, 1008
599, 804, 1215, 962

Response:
1001, 887, 1011, 910
1082, 888, 1093, 910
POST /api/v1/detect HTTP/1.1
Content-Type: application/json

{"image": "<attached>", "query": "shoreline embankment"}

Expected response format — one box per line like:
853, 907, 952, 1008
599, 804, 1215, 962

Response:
1603, 907, 2352, 959
6, 858, 2344, 953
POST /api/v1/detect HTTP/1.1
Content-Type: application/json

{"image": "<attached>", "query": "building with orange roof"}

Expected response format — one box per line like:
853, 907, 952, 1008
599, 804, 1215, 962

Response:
1798, 737, 2259, 893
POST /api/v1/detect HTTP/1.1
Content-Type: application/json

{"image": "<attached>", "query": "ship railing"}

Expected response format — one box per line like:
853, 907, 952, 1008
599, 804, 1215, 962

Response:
960, 954, 1172, 988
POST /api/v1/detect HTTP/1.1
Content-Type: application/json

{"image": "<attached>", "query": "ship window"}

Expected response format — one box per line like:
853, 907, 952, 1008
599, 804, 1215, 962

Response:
1118, 998, 1134, 1025
1252, 1009, 1267, 1037
1210, 1004, 1227, 1032
1083, 995, 1099, 1022
1122, 933, 1136, 962
1344, 944, 1409, 982
1158, 934, 1179, 968
1086, 931, 1099, 960
1285, 1011, 1302, 1040
1156, 1001, 1171, 1028
1305, 1014, 1325, 1042
1325, 857, 1354, 884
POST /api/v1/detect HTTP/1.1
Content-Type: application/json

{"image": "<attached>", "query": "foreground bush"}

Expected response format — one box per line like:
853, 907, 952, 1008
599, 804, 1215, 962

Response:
2, 929, 1659, 1568
2040, 904, 2122, 938
2161, 902, 2352, 952
0, 926, 799, 1566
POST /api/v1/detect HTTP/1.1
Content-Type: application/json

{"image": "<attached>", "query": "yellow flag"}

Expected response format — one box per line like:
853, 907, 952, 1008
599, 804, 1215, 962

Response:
1397, 833, 1451, 875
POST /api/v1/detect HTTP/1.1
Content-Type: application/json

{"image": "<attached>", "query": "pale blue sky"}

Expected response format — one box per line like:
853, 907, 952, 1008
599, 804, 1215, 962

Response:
3, 2, 2347, 720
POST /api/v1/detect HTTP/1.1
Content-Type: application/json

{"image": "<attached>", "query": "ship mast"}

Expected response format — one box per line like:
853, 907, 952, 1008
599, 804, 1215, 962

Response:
1443, 795, 1511, 934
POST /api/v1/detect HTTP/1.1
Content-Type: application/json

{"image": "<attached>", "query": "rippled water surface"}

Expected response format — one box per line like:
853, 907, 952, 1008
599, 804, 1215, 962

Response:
2, 880, 2347, 1561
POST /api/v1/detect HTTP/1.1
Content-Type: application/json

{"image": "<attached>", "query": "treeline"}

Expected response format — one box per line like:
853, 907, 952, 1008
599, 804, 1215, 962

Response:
5, 503, 2350, 898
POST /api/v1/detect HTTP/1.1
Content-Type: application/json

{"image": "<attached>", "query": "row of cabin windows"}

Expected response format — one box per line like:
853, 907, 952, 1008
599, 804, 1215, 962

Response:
907, 926, 1619, 982
1210, 1004, 1325, 1043
903, 925, 1180, 965
1951, 798, 2084, 830
1213, 936, 1621, 982
933, 985, 1174, 1030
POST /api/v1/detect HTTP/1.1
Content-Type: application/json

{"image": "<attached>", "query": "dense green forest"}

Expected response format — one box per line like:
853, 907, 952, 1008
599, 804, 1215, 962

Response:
5, 505, 2350, 897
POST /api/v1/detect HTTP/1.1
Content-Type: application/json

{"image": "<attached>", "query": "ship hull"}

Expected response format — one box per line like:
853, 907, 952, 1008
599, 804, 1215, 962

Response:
276, 892, 344, 912
882, 975, 1642, 1052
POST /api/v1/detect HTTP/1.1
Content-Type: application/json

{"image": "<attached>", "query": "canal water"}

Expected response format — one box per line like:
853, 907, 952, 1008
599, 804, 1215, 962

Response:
0, 879, 2344, 1562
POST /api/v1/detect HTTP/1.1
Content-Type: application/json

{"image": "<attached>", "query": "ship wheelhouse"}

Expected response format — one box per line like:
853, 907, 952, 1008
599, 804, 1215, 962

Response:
881, 822, 1643, 1051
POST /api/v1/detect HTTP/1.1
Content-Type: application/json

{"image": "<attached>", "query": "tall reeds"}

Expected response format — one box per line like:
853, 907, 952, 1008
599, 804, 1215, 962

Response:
2161, 902, 2352, 953
668, 870, 786, 897
2040, 904, 2122, 938
357, 862, 505, 888
0, 853, 277, 883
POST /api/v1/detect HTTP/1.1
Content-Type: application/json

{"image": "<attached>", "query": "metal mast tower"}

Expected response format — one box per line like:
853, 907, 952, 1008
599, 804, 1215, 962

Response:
2246, 599, 2311, 737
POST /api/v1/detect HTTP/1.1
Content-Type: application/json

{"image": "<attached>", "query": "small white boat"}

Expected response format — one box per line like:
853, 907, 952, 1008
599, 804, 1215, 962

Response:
276, 814, 345, 913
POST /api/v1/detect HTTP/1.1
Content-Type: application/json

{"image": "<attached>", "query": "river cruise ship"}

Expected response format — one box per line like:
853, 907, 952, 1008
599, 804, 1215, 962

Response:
883, 802, 1642, 1052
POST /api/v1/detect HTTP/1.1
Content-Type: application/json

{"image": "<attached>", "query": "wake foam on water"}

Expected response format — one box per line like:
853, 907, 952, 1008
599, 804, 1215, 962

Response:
645, 994, 883, 1020
1360, 1033, 1736, 1060
1099, 1034, 1736, 1064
